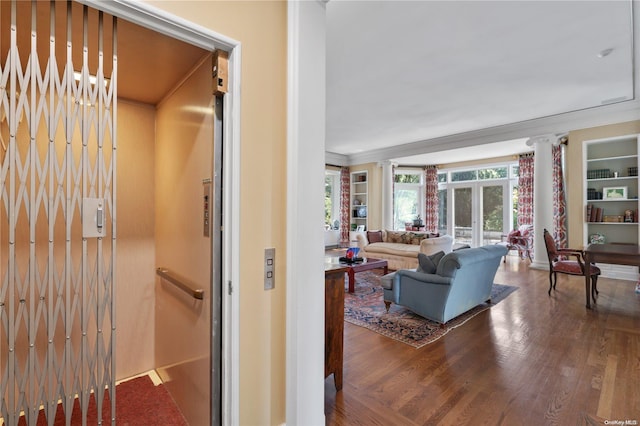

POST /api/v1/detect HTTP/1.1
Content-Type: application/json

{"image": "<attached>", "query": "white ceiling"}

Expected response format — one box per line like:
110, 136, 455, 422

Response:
326, 0, 639, 166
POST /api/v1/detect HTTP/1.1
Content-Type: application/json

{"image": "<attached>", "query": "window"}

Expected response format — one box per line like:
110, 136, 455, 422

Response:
393, 169, 424, 230
451, 170, 477, 182
394, 172, 421, 184
325, 170, 341, 229
478, 167, 507, 179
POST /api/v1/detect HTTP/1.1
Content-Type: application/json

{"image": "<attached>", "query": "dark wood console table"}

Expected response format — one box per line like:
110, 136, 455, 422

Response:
325, 257, 388, 293
324, 263, 347, 390
584, 243, 640, 308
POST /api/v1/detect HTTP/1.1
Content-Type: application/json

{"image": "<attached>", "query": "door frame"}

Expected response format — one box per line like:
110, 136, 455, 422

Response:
76, 1, 241, 424
286, 2, 327, 424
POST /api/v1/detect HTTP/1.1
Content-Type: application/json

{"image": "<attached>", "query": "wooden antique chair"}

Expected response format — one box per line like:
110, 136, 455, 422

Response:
542, 228, 600, 301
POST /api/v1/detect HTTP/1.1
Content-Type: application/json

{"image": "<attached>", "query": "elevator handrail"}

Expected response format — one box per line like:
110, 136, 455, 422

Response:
156, 267, 205, 300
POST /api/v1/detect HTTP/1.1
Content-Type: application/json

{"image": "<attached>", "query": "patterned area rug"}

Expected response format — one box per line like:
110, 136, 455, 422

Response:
345, 270, 518, 349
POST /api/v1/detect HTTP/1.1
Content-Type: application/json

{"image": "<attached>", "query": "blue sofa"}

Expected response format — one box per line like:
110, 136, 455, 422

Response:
382, 244, 508, 324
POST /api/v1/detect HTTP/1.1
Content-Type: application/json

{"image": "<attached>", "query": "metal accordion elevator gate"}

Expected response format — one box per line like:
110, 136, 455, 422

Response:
0, 1, 117, 424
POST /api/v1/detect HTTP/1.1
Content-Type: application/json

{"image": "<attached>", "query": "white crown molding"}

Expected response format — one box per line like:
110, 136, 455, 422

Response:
324, 151, 348, 166
346, 99, 640, 165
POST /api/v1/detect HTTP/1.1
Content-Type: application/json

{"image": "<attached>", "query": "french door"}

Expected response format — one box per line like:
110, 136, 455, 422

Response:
450, 181, 510, 247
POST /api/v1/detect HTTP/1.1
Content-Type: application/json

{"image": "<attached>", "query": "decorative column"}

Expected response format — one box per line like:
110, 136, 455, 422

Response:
527, 134, 561, 269
380, 160, 395, 231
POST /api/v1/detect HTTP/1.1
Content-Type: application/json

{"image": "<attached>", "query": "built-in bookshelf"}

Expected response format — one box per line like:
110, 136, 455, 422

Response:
350, 171, 368, 232
583, 133, 640, 279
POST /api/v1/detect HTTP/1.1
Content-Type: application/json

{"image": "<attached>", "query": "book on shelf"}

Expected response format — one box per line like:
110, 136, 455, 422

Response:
586, 206, 605, 222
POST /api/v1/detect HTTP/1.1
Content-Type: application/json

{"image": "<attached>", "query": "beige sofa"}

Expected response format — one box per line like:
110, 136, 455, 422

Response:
355, 230, 454, 270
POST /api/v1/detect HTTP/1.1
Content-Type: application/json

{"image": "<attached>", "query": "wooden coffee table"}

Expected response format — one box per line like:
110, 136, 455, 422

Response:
326, 257, 388, 293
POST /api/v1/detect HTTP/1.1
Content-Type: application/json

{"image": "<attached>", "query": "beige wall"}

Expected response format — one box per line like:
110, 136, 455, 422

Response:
438, 154, 522, 170
144, 2, 287, 424
116, 100, 157, 379
566, 120, 640, 248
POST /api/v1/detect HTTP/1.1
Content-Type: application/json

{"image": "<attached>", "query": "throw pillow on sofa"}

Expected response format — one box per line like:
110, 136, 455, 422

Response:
386, 231, 406, 243
367, 230, 383, 243
409, 232, 428, 245
416, 251, 445, 274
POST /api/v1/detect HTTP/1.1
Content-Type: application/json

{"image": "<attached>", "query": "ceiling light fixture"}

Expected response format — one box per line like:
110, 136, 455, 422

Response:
597, 48, 614, 58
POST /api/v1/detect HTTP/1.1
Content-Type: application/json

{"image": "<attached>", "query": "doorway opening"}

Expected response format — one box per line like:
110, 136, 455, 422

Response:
0, 1, 239, 424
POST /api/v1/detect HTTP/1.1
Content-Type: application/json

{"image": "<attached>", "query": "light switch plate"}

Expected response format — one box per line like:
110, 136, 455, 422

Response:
264, 248, 275, 290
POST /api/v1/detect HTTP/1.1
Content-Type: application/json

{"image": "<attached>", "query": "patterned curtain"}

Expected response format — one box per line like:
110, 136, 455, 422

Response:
552, 143, 568, 248
339, 167, 351, 247
391, 163, 396, 230
424, 166, 439, 233
517, 153, 534, 227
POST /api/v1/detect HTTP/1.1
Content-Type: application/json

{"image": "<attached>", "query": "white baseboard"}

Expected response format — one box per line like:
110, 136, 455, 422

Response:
596, 263, 638, 281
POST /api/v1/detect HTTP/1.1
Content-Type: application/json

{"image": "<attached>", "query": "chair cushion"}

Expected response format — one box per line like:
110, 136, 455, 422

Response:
553, 261, 601, 275
367, 230, 383, 243
364, 242, 421, 257
417, 251, 445, 274
380, 272, 396, 290
507, 229, 521, 242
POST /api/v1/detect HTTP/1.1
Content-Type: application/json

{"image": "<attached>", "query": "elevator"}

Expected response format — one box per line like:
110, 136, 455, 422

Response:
0, 1, 225, 424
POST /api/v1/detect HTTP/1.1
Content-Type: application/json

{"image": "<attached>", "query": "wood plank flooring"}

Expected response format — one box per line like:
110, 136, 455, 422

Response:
324, 256, 640, 425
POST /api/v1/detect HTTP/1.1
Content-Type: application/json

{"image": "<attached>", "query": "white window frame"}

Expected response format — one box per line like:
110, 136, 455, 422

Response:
393, 168, 425, 230
324, 169, 341, 229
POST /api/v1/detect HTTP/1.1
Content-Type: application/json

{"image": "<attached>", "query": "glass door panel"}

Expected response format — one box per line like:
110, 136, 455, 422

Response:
482, 185, 504, 245
453, 187, 473, 245
438, 188, 448, 236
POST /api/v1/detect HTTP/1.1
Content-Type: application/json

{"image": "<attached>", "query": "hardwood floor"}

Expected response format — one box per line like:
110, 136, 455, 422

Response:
324, 256, 640, 425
